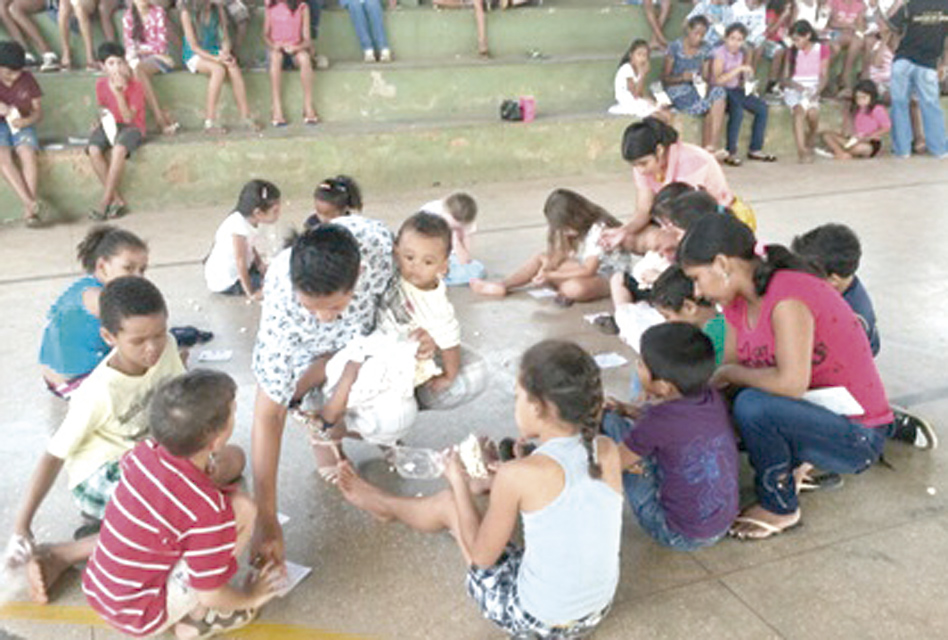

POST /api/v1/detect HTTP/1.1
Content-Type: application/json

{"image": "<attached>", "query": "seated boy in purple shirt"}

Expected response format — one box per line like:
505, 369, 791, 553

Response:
792, 223, 936, 450
601, 322, 739, 550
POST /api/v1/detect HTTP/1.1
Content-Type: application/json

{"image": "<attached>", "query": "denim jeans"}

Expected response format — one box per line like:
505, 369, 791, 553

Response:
890, 57, 947, 157
724, 87, 768, 154
343, 0, 389, 51
733, 388, 886, 515
601, 411, 724, 551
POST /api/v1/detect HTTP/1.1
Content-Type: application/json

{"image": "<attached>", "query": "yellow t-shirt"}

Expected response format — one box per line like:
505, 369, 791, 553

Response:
46, 337, 185, 489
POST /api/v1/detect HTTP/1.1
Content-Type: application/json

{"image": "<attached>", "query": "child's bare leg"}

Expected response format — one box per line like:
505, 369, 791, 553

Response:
74, 0, 97, 67
338, 463, 456, 528
87, 145, 109, 187
196, 59, 226, 123
848, 141, 874, 158
473, 0, 487, 56
225, 62, 252, 119
841, 36, 862, 92
136, 61, 172, 130
230, 491, 257, 557
821, 130, 851, 158
805, 108, 819, 150
0, 147, 36, 210
26, 535, 98, 604
99, 0, 118, 42
706, 98, 725, 150
99, 144, 128, 209
470, 253, 544, 296
557, 275, 610, 303
210, 444, 247, 486
268, 52, 285, 124
792, 106, 807, 161
291, 355, 330, 403
58, 2, 72, 67
10, 0, 52, 54
0, 0, 28, 50
296, 51, 317, 120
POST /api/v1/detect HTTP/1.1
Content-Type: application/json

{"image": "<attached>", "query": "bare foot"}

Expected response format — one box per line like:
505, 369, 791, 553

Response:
729, 504, 801, 540
469, 279, 507, 297
336, 462, 393, 522
26, 547, 71, 604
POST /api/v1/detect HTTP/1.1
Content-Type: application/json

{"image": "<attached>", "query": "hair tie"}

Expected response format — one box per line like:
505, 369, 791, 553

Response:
754, 241, 767, 258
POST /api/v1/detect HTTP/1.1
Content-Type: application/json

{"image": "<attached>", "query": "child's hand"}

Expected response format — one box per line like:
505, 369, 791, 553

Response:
249, 560, 286, 607
9, 116, 25, 130
443, 449, 468, 487
0, 102, 10, 117
532, 271, 549, 286
409, 328, 437, 360
709, 364, 735, 389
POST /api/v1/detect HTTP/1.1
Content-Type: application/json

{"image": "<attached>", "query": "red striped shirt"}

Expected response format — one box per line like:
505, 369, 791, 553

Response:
83, 440, 237, 637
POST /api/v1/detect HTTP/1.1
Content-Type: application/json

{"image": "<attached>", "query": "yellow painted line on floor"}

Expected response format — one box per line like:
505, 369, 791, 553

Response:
0, 602, 368, 639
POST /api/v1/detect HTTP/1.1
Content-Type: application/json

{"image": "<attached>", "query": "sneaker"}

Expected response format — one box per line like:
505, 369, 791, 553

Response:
379, 48, 392, 63
24, 52, 38, 67
39, 51, 60, 72
813, 147, 834, 159
890, 405, 937, 450
363, 49, 376, 63
314, 54, 330, 70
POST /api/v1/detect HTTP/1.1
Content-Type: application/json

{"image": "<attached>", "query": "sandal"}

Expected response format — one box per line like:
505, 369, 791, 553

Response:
271, 119, 288, 128
203, 119, 227, 135
105, 203, 127, 219
593, 314, 620, 335
89, 207, 108, 221
242, 117, 263, 132
303, 115, 320, 126
798, 470, 844, 492
747, 151, 778, 162
176, 607, 257, 640
723, 154, 743, 167
161, 121, 180, 136
728, 515, 802, 541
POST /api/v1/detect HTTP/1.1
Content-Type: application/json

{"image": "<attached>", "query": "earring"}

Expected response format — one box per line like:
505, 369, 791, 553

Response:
723, 271, 730, 283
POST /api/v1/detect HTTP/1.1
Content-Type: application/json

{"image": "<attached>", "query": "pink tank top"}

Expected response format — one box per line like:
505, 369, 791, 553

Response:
267, 1, 305, 46
723, 270, 892, 428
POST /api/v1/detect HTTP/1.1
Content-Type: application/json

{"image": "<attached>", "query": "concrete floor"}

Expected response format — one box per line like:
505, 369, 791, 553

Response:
1, 157, 947, 639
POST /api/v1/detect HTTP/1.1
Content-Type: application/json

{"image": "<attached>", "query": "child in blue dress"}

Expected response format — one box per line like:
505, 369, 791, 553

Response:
39, 225, 148, 398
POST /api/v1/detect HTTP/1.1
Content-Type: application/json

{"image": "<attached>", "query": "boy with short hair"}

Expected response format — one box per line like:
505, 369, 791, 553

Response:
421, 192, 486, 286
649, 264, 726, 366
601, 322, 739, 550
87, 42, 147, 221
9, 277, 185, 603
83, 369, 280, 638
792, 223, 936, 449
0, 40, 48, 226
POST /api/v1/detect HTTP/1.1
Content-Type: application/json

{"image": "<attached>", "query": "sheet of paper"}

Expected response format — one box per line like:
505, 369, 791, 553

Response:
277, 512, 290, 525
197, 349, 233, 362
527, 288, 558, 299
594, 352, 628, 369
802, 387, 865, 416
583, 312, 611, 325
277, 560, 313, 598
613, 302, 665, 351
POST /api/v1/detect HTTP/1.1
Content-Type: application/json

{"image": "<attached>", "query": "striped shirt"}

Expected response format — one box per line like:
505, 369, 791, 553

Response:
82, 440, 237, 637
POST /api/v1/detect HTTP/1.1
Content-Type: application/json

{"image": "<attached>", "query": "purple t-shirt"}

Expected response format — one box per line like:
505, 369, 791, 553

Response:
713, 45, 745, 88
624, 388, 739, 540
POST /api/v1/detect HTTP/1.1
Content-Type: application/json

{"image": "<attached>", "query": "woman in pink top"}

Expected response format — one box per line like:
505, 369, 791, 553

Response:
123, 0, 178, 135
601, 117, 748, 251
264, 0, 318, 127
821, 78, 891, 158
679, 214, 892, 540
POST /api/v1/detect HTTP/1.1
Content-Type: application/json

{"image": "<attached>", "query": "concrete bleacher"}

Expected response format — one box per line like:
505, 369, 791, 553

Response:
0, 0, 941, 222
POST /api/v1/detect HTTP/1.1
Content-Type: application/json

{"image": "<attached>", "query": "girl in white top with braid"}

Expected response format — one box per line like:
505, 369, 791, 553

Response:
337, 340, 624, 637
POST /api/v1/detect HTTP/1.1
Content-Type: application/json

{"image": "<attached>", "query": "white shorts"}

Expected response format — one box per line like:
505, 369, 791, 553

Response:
148, 560, 199, 637
185, 55, 201, 73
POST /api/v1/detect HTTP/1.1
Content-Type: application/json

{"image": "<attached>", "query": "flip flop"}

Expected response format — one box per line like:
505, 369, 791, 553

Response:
88, 208, 108, 221
593, 314, 620, 335
748, 151, 778, 162
303, 116, 320, 126
271, 119, 288, 128
723, 154, 743, 167
177, 607, 258, 640
798, 471, 844, 492
729, 515, 802, 541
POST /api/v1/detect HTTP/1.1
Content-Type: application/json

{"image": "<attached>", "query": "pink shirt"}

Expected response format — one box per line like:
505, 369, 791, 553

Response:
853, 104, 891, 138
723, 270, 892, 428
96, 77, 147, 134
633, 142, 734, 206
792, 42, 830, 87
122, 5, 169, 57
267, 1, 306, 47
829, 0, 865, 27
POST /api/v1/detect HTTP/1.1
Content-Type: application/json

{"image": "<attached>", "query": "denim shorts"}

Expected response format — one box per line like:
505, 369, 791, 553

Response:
0, 121, 39, 149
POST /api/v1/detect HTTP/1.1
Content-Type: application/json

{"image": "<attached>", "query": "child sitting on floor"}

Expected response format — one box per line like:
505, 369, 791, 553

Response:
305, 174, 363, 226
83, 369, 275, 638
204, 179, 282, 300
10, 277, 185, 603
649, 265, 726, 366
819, 79, 891, 159
338, 340, 624, 638
602, 322, 739, 550
470, 188, 631, 306
420, 191, 486, 286
0, 41, 49, 227
87, 42, 147, 221
792, 223, 937, 449
39, 225, 148, 399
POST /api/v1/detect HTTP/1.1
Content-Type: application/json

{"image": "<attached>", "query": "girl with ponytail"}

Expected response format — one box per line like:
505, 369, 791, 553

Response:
677, 214, 893, 540
336, 340, 623, 637
601, 116, 755, 252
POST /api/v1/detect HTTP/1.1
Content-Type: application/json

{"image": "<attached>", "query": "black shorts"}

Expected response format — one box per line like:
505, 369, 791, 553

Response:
869, 139, 882, 158
87, 124, 143, 158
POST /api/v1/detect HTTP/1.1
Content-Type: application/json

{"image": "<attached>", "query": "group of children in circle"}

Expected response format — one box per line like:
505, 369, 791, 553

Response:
610, 0, 933, 164
6, 112, 936, 638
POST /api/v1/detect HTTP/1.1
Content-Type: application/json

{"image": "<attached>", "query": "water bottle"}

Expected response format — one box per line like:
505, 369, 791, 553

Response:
391, 446, 446, 480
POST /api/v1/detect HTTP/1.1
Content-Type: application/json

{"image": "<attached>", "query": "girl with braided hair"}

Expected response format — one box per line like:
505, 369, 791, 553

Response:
337, 340, 623, 638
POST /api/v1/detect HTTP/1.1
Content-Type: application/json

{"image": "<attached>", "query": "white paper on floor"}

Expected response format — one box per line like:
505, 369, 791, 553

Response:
527, 288, 558, 299
277, 512, 290, 525
594, 352, 628, 369
614, 302, 664, 351
197, 349, 233, 362
802, 386, 865, 416
277, 560, 313, 598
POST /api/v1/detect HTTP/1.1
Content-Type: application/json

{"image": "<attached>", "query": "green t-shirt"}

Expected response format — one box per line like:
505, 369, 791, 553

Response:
703, 313, 727, 367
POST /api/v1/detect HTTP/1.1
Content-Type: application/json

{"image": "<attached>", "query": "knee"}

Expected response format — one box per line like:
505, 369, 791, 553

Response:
558, 278, 587, 300
732, 388, 771, 433
87, 145, 104, 159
